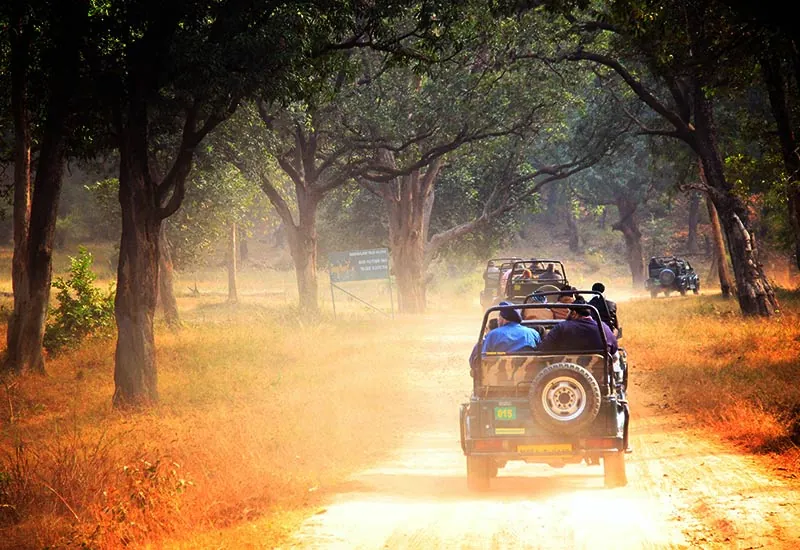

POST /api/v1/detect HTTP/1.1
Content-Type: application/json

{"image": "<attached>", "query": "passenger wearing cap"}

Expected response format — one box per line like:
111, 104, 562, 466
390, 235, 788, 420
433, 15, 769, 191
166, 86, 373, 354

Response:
481, 301, 541, 354
537, 296, 618, 355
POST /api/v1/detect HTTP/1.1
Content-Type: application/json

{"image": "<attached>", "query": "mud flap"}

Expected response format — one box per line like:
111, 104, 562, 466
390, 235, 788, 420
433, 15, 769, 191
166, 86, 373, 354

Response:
622, 400, 631, 452
459, 403, 468, 454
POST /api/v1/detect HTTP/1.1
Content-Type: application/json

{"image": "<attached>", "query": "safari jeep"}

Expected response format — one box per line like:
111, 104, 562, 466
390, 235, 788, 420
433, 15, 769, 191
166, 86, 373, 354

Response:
645, 255, 700, 298
502, 259, 570, 303
460, 295, 630, 490
480, 257, 523, 308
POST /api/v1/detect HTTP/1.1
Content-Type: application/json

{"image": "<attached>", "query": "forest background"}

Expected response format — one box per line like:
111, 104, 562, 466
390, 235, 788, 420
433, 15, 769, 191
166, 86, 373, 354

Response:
3, 0, 800, 547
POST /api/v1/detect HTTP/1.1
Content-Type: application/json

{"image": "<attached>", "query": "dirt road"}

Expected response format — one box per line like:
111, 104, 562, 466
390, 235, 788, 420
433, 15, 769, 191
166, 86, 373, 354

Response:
281, 315, 800, 549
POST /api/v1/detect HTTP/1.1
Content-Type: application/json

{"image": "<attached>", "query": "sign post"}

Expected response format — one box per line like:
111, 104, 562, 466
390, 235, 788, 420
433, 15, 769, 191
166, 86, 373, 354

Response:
328, 248, 393, 319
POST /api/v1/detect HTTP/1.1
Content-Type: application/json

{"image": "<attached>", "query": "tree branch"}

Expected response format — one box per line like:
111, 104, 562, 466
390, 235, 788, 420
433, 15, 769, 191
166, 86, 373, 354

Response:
258, 172, 296, 227
567, 50, 693, 140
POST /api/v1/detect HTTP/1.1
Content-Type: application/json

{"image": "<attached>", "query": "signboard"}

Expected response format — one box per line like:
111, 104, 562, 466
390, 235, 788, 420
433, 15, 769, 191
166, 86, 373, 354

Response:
328, 248, 390, 283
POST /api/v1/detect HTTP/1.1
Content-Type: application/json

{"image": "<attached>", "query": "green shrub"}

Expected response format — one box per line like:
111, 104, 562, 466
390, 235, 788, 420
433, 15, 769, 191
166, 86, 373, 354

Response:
44, 247, 115, 354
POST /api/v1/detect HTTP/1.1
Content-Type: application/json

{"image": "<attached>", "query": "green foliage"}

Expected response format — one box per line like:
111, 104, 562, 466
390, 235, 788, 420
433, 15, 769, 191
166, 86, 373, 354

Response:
44, 247, 115, 354
82, 178, 122, 242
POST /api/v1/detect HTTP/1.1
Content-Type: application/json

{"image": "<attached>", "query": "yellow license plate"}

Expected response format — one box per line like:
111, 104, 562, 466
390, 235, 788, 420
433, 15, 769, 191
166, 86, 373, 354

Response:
517, 443, 573, 454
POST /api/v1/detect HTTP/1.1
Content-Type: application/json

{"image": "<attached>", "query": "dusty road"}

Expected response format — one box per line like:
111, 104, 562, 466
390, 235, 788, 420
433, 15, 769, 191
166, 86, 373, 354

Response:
281, 315, 800, 549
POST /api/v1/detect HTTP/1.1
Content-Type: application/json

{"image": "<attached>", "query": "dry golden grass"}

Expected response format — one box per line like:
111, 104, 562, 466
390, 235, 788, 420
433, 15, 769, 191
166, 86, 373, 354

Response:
622, 288, 800, 465
0, 298, 420, 549
2, 249, 800, 549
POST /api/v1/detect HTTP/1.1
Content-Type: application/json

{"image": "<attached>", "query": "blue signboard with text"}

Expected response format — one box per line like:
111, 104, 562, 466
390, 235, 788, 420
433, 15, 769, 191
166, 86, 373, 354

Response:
328, 248, 390, 283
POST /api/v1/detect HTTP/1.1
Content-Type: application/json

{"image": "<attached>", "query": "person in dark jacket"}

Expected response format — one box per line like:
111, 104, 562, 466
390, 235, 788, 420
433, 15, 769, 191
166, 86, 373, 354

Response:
588, 282, 619, 333
538, 297, 618, 355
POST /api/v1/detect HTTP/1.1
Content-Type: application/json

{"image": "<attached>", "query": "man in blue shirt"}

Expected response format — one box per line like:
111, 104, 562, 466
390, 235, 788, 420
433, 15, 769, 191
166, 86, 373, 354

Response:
537, 297, 618, 355
481, 301, 541, 353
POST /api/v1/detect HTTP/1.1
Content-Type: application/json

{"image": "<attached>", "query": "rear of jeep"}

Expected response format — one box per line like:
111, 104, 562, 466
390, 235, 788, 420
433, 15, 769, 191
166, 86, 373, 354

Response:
460, 301, 630, 490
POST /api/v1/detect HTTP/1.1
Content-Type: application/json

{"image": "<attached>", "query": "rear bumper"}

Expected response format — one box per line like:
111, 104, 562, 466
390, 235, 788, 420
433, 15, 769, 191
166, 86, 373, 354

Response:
463, 437, 625, 458
459, 400, 631, 459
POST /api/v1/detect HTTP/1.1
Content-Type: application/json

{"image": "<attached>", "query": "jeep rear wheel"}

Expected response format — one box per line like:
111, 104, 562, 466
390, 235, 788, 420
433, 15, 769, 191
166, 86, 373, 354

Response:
529, 363, 601, 435
603, 451, 627, 488
679, 287, 687, 296
650, 289, 658, 299
466, 456, 491, 491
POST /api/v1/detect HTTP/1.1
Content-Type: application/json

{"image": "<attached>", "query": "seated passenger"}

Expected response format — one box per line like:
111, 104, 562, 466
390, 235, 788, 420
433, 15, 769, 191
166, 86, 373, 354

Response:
588, 282, 619, 333
538, 264, 559, 281
551, 287, 577, 320
499, 267, 512, 292
482, 301, 541, 353
537, 297, 618, 355
522, 293, 554, 320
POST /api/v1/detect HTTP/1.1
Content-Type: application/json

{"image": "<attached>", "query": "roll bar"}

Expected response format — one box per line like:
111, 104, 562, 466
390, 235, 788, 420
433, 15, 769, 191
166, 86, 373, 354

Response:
478, 296, 613, 393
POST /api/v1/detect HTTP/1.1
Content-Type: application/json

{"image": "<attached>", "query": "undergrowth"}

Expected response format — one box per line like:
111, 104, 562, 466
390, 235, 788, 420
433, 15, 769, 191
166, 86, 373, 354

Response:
624, 289, 800, 460
0, 301, 417, 549
43, 247, 115, 355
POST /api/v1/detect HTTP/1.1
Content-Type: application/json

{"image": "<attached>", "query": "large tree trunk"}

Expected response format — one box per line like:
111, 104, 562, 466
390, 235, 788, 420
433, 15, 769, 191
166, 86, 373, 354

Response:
694, 92, 778, 315
5, 9, 33, 374
158, 224, 180, 327
227, 222, 238, 303
380, 157, 441, 314
705, 194, 734, 298
4, 4, 77, 374
389, 207, 428, 314
761, 52, 800, 270
113, 124, 162, 407
687, 192, 700, 254
283, 192, 319, 313
5, 146, 66, 374
613, 195, 645, 286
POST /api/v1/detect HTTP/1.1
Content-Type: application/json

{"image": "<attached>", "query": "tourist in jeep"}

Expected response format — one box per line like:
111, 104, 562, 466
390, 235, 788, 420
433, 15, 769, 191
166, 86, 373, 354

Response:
537, 297, 618, 355
551, 286, 577, 320
482, 301, 541, 353
588, 282, 619, 333
538, 263, 559, 281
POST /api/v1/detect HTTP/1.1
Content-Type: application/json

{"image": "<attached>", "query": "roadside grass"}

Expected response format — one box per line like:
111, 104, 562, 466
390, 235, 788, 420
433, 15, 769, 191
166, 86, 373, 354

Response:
2, 244, 800, 549
623, 288, 800, 467
0, 298, 418, 549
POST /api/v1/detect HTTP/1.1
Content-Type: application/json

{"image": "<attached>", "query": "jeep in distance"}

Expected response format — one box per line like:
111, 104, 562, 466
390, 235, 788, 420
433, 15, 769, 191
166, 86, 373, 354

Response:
480, 257, 523, 308
501, 259, 570, 303
645, 256, 700, 298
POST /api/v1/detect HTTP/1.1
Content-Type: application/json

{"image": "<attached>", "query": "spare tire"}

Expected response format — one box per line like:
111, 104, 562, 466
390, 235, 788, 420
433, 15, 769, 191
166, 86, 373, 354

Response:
659, 269, 676, 285
529, 362, 602, 434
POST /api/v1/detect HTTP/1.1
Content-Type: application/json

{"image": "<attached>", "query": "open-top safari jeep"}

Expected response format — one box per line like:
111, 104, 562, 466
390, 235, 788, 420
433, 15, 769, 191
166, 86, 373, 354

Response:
501, 259, 570, 303
480, 257, 523, 308
460, 293, 630, 491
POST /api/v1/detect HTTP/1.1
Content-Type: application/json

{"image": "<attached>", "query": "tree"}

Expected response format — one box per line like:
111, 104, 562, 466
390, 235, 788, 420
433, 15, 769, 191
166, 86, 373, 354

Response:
2, 0, 89, 374
557, 0, 779, 315
227, 97, 365, 312
571, 138, 677, 286
720, 0, 800, 270
346, 31, 607, 312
